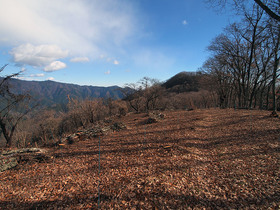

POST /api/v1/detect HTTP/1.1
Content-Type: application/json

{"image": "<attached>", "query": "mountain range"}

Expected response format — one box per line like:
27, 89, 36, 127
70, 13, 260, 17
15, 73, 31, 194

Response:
3, 71, 199, 110
6, 78, 124, 109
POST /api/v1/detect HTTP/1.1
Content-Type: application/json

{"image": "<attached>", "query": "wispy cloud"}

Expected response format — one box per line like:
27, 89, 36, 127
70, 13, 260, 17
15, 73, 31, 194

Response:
104, 70, 111, 75
133, 49, 175, 71
0, 0, 138, 67
103, 57, 120, 65
16, 76, 40, 81
182, 20, 188, 25
30, 73, 45, 77
21, 67, 27, 72
70, 57, 90, 63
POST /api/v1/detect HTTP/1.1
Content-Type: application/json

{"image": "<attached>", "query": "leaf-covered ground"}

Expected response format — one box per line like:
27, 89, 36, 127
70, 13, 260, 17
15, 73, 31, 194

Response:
0, 109, 279, 209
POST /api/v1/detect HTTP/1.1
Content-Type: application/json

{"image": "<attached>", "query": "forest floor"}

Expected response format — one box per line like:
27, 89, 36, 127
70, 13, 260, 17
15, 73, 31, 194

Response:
0, 108, 280, 209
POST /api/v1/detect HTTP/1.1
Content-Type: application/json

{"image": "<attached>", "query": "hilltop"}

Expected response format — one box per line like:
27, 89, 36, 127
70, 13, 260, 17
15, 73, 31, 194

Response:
162, 71, 200, 93
0, 109, 279, 209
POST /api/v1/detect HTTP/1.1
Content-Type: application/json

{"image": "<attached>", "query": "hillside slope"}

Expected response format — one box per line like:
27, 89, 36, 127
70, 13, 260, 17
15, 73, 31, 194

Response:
162, 71, 200, 92
0, 109, 279, 209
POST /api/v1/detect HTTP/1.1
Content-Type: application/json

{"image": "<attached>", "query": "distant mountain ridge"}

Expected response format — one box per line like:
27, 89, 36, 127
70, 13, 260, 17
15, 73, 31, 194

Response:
2, 71, 199, 109
5, 78, 124, 109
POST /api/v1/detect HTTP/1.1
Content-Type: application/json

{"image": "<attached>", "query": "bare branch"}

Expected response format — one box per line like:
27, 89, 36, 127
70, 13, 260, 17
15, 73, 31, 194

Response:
254, 0, 280, 21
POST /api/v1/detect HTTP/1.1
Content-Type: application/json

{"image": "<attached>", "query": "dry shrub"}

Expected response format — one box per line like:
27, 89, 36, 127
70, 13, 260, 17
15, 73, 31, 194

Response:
111, 100, 128, 117
58, 98, 112, 135
0, 90, 220, 148
166, 90, 218, 110
0, 97, 130, 148
12, 119, 33, 148
30, 110, 61, 146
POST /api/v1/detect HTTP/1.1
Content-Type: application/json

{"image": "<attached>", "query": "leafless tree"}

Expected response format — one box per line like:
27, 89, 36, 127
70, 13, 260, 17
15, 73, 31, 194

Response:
139, 77, 165, 111
202, 56, 235, 108
123, 77, 165, 113
122, 83, 143, 113
267, 19, 280, 115
206, 0, 280, 22
0, 65, 36, 147
204, 2, 280, 111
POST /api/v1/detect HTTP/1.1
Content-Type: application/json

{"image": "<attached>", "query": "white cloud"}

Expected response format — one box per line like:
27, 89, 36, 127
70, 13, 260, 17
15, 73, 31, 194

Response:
113, 60, 119, 65
15, 76, 26, 80
47, 77, 55, 81
182, 20, 188, 25
0, 0, 138, 58
44, 61, 67, 72
103, 57, 119, 65
70, 57, 90, 63
10, 43, 68, 67
16, 76, 40, 81
104, 70, 111, 75
30, 73, 44, 77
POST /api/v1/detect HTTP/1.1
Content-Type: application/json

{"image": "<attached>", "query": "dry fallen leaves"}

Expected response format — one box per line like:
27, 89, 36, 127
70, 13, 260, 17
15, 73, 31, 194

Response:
0, 109, 279, 209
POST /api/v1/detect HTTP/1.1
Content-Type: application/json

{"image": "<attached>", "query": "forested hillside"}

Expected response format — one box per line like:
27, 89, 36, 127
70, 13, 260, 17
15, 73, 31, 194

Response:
5, 78, 124, 108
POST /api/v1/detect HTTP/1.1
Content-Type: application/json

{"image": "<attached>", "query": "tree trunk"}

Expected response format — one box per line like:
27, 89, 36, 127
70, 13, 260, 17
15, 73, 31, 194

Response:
258, 85, 265, 109
0, 120, 12, 147
266, 84, 271, 110
271, 26, 280, 117
271, 57, 279, 116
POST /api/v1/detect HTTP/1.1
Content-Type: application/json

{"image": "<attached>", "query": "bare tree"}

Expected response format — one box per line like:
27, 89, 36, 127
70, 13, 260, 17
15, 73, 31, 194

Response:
0, 65, 36, 147
206, 0, 280, 114
122, 83, 143, 113
139, 77, 164, 112
254, 0, 280, 21
122, 77, 165, 113
268, 20, 280, 116
204, 1, 280, 110
206, 0, 280, 22
202, 56, 235, 108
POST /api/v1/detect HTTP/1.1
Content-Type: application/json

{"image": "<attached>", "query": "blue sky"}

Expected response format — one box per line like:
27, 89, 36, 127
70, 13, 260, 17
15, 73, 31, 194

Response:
0, 0, 237, 87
